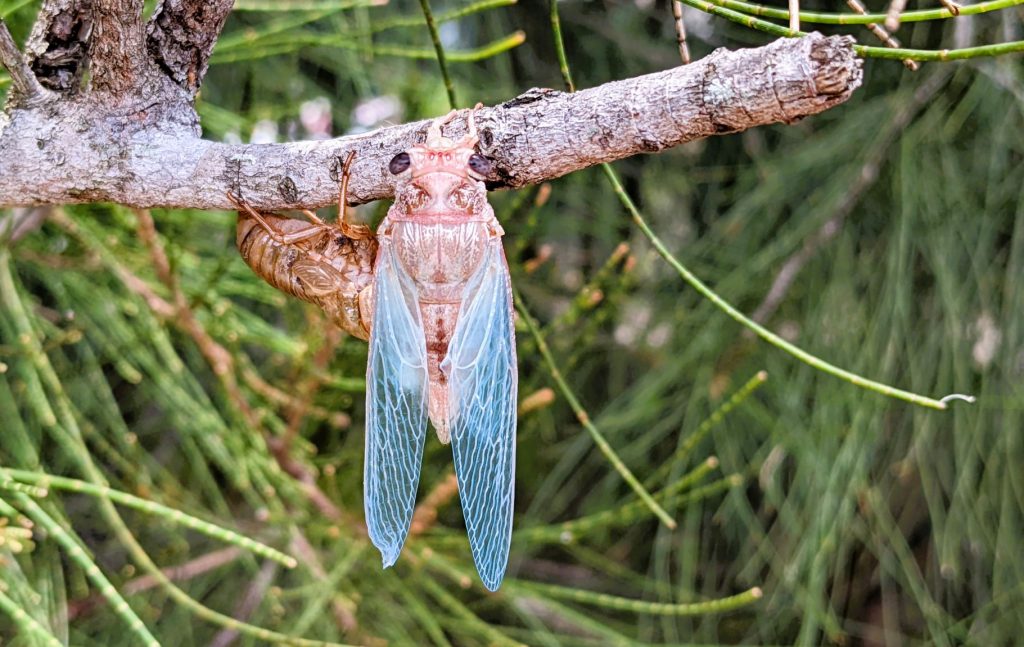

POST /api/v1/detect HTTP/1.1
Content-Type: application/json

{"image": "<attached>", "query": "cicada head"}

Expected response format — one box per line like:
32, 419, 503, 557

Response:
388, 107, 494, 219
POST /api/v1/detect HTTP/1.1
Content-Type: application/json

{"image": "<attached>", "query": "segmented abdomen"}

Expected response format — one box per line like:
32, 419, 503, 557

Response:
236, 214, 310, 300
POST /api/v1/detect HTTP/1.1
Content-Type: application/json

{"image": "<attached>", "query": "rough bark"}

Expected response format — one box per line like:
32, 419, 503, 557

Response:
88, 0, 150, 95
22, 0, 91, 93
0, 11, 863, 210
146, 0, 234, 95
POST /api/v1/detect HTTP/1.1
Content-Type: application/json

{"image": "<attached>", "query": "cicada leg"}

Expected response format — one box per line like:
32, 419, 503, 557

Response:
426, 109, 460, 142
467, 102, 484, 138
335, 151, 374, 241
299, 209, 327, 226
227, 192, 330, 246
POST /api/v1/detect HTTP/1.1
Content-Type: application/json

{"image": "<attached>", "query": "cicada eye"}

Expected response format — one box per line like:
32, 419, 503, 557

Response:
467, 153, 492, 177
389, 152, 411, 175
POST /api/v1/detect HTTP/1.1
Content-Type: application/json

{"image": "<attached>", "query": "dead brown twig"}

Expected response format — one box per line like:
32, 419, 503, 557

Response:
410, 472, 460, 536
278, 313, 345, 456
845, 0, 919, 71
131, 209, 345, 523
240, 364, 351, 430
67, 546, 244, 620
208, 560, 280, 647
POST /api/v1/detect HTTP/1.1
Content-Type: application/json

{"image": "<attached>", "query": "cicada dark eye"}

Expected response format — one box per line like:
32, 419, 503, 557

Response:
467, 153, 492, 177
389, 152, 411, 174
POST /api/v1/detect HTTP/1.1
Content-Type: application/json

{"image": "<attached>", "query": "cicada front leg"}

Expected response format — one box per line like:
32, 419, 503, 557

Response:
335, 150, 375, 242
230, 192, 332, 247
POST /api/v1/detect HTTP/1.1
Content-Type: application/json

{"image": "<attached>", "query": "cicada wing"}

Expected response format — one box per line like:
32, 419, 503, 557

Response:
365, 241, 429, 568
292, 258, 345, 297
444, 241, 518, 591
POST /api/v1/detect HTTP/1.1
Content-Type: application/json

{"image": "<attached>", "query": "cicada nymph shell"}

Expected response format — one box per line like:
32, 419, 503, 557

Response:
231, 153, 378, 340
365, 107, 518, 591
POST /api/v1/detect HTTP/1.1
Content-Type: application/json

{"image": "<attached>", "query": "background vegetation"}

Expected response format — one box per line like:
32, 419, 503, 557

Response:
1, 0, 1021, 644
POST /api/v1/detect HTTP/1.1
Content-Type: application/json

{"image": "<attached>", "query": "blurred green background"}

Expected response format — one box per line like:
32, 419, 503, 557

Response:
1, 0, 1022, 644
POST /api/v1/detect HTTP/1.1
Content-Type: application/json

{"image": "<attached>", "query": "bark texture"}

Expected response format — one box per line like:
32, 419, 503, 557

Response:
23, 0, 91, 93
0, 5, 863, 210
146, 0, 234, 95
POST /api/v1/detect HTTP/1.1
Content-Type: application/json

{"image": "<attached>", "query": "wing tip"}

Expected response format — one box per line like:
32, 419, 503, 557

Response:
479, 568, 505, 592
372, 539, 404, 569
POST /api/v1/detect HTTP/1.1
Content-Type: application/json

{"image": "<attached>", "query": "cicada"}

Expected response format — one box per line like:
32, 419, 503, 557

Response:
367, 108, 517, 591
233, 109, 517, 591
231, 152, 377, 341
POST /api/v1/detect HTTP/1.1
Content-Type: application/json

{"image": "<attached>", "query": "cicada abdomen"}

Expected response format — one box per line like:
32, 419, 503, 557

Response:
231, 154, 378, 340
364, 107, 518, 591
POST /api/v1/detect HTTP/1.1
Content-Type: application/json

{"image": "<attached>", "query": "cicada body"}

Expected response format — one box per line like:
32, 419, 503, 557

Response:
365, 109, 518, 591
231, 155, 378, 340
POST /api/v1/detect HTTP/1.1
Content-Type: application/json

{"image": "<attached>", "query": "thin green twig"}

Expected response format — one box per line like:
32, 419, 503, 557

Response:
370, 0, 517, 34
9, 492, 161, 647
515, 580, 763, 615
547, 0, 963, 409
418, 575, 524, 647
517, 472, 741, 543
418, 0, 458, 108
515, 293, 677, 529
599, 163, 965, 410
679, 0, 1024, 61
856, 39, 1024, 61
0, 586, 63, 647
212, 31, 525, 64
0, 468, 297, 568
368, 32, 526, 62
0, 250, 355, 647
702, 0, 1023, 25
233, 0, 374, 10
0, 493, 23, 520
216, 7, 360, 51
645, 370, 767, 486
550, 0, 575, 92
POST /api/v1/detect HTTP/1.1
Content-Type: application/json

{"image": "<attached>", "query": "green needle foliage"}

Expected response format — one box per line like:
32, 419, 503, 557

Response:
2, 0, 1023, 645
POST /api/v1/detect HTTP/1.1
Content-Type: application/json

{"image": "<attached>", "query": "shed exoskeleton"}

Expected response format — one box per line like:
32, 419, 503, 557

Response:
230, 152, 377, 340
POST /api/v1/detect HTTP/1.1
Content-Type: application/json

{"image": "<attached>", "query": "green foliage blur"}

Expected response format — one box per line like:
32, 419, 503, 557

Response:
1, 0, 1022, 645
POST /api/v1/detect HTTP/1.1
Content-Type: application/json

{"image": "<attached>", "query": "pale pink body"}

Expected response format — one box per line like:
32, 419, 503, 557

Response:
375, 123, 504, 443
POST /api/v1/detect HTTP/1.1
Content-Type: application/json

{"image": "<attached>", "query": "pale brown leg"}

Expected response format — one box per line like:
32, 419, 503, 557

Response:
300, 209, 327, 225
335, 151, 373, 240
427, 109, 460, 142
466, 103, 484, 138
227, 192, 328, 245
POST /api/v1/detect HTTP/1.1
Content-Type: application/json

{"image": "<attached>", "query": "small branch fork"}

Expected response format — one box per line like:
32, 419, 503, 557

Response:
1, 9, 863, 210
0, 18, 51, 105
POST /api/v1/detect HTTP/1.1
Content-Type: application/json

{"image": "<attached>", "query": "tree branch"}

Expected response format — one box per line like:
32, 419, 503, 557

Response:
0, 18, 51, 106
146, 0, 234, 95
88, 0, 150, 95
0, 33, 862, 210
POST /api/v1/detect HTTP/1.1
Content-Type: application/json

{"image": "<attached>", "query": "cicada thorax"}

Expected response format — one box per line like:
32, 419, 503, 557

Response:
379, 121, 501, 442
235, 206, 378, 340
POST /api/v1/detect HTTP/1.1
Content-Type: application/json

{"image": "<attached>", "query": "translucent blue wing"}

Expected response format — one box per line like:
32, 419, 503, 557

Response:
443, 240, 518, 591
365, 241, 429, 568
